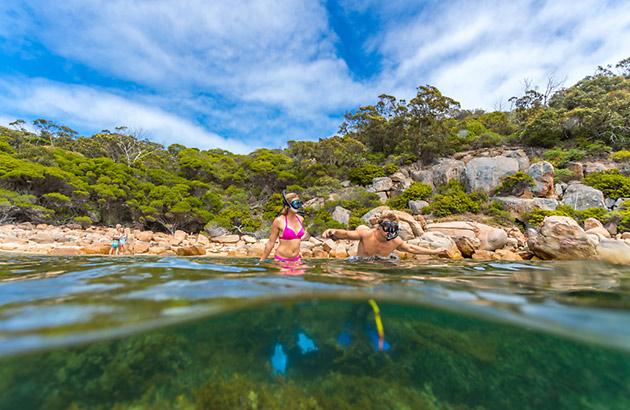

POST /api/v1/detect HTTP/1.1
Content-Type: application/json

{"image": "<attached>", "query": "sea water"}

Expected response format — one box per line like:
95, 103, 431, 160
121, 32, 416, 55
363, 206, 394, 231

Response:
0, 254, 628, 409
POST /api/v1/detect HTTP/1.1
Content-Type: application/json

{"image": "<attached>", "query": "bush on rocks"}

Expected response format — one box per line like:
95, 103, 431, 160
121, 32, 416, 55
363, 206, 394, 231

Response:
426, 181, 486, 217
583, 169, 630, 199
493, 171, 533, 196
387, 182, 432, 210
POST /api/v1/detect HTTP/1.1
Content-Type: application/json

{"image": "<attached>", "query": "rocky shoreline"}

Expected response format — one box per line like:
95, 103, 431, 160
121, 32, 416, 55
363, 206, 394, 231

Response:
2, 212, 630, 263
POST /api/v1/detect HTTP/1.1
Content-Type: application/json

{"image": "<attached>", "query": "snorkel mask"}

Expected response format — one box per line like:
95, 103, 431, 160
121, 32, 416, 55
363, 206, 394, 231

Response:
282, 189, 304, 214
379, 220, 399, 241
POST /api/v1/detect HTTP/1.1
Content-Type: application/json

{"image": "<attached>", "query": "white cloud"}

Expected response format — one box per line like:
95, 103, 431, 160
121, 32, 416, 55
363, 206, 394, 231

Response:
377, 0, 630, 109
0, 78, 251, 154
1, 0, 629, 154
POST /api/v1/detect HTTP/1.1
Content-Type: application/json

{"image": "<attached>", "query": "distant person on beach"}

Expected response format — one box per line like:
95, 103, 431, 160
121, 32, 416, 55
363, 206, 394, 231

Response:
109, 224, 123, 255
119, 226, 129, 254
322, 211, 448, 259
260, 191, 305, 262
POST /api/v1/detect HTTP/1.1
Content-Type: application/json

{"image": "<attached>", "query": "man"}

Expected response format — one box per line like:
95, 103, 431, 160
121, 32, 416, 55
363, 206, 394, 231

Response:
322, 211, 448, 258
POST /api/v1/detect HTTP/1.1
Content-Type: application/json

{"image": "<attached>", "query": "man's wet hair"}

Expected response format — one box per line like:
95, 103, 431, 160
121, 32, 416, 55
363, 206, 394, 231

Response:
377, 211, 399, 224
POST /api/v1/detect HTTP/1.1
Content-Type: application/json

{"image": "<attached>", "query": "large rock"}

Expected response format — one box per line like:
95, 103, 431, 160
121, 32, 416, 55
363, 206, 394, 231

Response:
418, 232, 461, 258
425, 221, 476, 238
176, 244, 206, 256
561, 183, 606, 211
596, 239, 630, 264
431, 158, 466, 187
506, 149, 530, 172
389, 210, 424, 237
360, 206, 390, 223
135, 230, 154, 242
494, 197, 559, 221
584, 218, 611, 238
371, 177, 393, 192
408, 200, 430, 215
455, 236, 480, 257
528, 161, 555, 198
173, 230, 188, 241
409, 169, 433, 186
332, 206, 352, 225
211, 234, 240, 243
473, 223, 508, 251
204, 223, 229, 238
82, 243, 111, 255
527, 216, 598, 260
464, 156, 521, 194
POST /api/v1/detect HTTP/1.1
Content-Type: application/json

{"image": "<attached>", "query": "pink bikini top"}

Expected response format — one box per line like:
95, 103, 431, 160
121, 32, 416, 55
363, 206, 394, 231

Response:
279, 215, 304, 240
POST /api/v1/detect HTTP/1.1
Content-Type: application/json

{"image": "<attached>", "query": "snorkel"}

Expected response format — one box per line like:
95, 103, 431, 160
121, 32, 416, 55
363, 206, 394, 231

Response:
282, 189, 304, 214
379, 220, 399, 241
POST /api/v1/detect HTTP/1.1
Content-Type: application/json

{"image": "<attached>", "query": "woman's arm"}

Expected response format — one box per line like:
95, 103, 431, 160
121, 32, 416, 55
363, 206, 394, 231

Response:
260, 218, 281, 261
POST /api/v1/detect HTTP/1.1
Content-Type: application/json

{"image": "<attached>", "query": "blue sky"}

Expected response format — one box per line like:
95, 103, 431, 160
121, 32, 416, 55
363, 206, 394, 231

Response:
1, 0, 629, 154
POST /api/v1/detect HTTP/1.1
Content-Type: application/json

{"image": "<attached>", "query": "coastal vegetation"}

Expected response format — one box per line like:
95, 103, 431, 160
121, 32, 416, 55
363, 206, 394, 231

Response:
1, 58, 629, 234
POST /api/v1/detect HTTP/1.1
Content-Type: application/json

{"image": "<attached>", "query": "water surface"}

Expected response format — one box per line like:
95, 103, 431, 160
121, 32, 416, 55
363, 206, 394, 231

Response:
0, 254, 628, 409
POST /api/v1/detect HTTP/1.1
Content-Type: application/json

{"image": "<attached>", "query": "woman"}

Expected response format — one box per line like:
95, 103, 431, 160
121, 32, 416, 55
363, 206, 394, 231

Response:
260, 190, 305, 262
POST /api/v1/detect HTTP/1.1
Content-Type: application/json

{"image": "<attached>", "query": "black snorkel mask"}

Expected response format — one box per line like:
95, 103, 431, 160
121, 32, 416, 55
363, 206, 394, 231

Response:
379, 220, 399, 241
282, 189, 304, 214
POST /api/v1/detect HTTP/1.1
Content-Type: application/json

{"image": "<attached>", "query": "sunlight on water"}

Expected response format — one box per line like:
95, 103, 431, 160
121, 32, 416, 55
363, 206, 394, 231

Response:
0, 254, 629, 409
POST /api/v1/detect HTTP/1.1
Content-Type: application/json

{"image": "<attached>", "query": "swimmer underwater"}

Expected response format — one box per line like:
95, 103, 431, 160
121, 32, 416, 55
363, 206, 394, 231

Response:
322, 211, 448, 258
260, 190, 305, 262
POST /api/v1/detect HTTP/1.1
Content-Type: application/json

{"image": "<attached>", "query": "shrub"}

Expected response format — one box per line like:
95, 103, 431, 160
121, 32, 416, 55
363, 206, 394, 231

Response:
388, 182, 433, 210
383, 163, 399, 175
543, 148, 585, 169
348, 164, 386, 185
611, 150, 630, 163
493, 172, 534, 196
262, 193, 284, 221
521, 206, 574, 228
428, 181, 487, 217
481, 200, 515, 226
305, 208, 344, 235
554, 168, 575, 183
348, 216, 363, 229
583, 169, 630, 199
574, 207, 609, 225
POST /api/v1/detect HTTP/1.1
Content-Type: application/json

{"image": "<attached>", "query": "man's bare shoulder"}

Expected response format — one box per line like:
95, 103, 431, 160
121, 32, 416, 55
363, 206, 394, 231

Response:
355, 225, 374, 237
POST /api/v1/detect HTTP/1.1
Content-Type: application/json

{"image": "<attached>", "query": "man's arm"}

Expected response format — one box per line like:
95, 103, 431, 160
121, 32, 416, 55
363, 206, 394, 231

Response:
322, 228, 363, 240
398, 241, 448, 255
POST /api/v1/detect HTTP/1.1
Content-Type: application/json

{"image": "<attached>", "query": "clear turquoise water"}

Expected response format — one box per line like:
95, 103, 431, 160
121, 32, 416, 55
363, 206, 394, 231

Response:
0, 254, 628, 409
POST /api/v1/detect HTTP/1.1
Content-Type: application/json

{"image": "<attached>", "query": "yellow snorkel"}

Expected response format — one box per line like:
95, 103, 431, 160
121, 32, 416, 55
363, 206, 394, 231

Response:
369, 299, 385, 351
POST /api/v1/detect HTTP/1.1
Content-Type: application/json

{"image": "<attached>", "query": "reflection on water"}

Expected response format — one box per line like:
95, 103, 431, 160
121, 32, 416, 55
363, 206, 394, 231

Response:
0, 254, 629, 409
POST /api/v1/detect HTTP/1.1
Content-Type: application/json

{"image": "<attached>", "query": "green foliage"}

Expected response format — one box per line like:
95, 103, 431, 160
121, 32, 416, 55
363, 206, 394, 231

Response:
348, 216, 363, 229
388, 182, 433, 210
305, 207, 344, 235
542, 148, 585, 168
428, 181, 487, 217
583, 169, 630, 199
493, 172, 534, 196
348, 164, 386, 185
262, 193, 284, 221
575, 207, 609, 225
582, 141, 612, 157
383, 163, 399, 174
611, 150, 630, 163
554, 168, 575, 183
522, 205, 575, 228
482, 200, 515, 226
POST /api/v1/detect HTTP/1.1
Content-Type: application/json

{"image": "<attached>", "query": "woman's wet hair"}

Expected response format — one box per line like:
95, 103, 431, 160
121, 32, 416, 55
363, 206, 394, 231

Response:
281, 192, 301, 215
